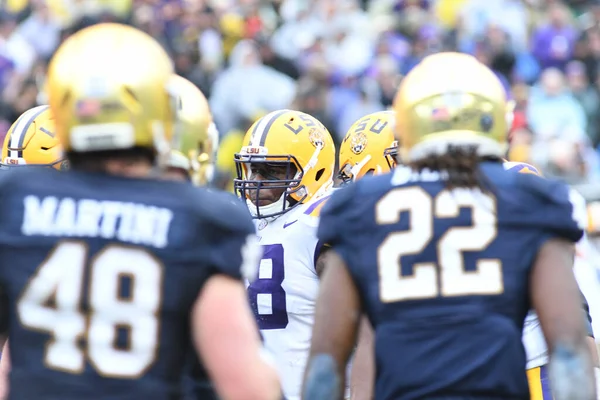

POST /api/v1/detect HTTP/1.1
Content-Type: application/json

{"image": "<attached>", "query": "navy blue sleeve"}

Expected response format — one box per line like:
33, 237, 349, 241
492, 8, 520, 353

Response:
203, 191, 259, 281
508, 173, 584, 243
317, 183, 362, 269
318, 184, 355, 246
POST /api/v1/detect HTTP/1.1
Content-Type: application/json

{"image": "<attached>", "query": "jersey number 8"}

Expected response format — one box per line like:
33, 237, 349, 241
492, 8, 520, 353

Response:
247, 243, 288, 330
17, 241, 162, 378
377, 187, 503, 302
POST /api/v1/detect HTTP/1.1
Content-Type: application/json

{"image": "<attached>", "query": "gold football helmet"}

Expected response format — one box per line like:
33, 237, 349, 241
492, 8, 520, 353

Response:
393, 52, 508, 163
1, 105, 67, 170
46, 23, 175, 161
234, 109, 335, 219
167, 74, 216, 183
338, 110, 397, 183
195, 122, 220, 185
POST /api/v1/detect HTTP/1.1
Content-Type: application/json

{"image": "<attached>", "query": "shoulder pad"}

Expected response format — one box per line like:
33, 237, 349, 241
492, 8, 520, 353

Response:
303, 192, 335, 219
197, 189, 255, 233
510, 173, 584, 242
503, 161, 541, 176
196, 188, 257, 280
317, 184, 359, 246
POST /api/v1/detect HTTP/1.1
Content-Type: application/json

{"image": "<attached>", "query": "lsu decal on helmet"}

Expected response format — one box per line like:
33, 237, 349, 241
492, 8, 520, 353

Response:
167, 74, 216, 184
46, 23, 175, 162
234, 109, 335, 219
338, 110, 397, 183
2, 105, 67, 170
393, 52, 508, 163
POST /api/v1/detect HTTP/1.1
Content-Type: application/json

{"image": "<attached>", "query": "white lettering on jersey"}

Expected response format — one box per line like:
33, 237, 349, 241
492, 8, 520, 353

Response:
21, 195, 173, 248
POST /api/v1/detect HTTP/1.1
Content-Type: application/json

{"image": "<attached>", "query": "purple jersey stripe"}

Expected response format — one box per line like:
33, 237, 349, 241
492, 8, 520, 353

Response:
304, 195, 330, 216
539, 365, 552, 400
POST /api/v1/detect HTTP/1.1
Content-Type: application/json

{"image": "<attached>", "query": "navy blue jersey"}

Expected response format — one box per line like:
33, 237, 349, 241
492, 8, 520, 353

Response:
0, 167, 255, 400
318, 162, 583, 400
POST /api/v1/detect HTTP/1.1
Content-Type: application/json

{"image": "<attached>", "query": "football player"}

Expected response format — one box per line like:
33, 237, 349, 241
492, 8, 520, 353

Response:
162, 74, 228, 400
0, 104, 67, 399
163, 74, 218, 185
338, 110, 397, 185
504, 161, 600, 399
0, 23, 279, 400
304, 53, 595, 400
336, 110, 396, 399
0, 105, 68, 170
234, 109, 335, 400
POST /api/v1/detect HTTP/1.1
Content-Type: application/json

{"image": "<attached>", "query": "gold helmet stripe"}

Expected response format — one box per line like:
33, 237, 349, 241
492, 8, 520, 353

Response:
250, 109, 288, 147
8, 105, 49, 159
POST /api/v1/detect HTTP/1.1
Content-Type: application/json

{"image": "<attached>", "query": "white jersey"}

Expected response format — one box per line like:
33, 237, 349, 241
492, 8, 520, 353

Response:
248, 193, 331, 400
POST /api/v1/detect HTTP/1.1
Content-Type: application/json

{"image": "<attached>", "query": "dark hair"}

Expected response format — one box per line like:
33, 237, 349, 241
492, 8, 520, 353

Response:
66, 147, 155, 172
408, 145, 499, 192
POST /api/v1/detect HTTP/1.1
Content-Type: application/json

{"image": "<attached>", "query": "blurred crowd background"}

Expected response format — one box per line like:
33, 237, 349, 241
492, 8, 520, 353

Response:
2, 0, 600, 187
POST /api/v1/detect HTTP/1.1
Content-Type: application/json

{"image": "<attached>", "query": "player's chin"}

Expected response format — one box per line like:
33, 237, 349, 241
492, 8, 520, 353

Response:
256, 198, 275, 206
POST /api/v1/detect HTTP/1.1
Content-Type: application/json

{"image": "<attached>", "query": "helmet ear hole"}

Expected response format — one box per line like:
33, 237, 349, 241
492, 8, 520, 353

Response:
315, 168, 325, 181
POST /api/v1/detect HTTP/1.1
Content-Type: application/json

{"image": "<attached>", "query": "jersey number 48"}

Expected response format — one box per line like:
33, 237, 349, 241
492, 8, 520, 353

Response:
17, 241, 162, 378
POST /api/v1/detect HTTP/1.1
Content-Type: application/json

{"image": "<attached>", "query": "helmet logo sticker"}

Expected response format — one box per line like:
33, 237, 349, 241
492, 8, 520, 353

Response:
258, 219, 268, 230
480, 114, 494, 132
75, 99, 102, 118
350, 132, 368, 155
309, 128, 325, 149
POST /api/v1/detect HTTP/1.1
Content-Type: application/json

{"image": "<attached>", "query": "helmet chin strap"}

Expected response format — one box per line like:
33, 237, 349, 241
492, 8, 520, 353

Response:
350, 155, 372, 182
247, 193, 289, 221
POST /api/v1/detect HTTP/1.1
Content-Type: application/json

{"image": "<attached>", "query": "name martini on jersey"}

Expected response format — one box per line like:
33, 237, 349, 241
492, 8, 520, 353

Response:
21, 195, 173, 249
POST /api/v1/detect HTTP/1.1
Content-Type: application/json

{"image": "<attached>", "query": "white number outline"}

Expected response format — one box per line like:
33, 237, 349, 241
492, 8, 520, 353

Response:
17, 241, 164, 378
376, 187, 503, 302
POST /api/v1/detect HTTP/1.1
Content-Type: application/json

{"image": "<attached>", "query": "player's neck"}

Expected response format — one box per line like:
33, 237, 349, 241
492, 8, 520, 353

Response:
103, 160, 154, 179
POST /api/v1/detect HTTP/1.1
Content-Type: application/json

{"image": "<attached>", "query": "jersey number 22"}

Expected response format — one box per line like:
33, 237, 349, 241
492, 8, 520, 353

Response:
17, 241, 162, 378
377, 187, 503, 302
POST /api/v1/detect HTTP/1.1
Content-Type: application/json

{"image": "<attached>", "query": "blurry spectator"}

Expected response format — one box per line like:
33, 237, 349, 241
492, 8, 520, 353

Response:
531, 2, 578, 71
4, 78, 38, 122
255, 33, 300, 79
323, 19, 373, 77
2, 0, 600, 187
209, 39, 296, 134
459, 0, 529, 52
336, 83, 384, 143
17, 0, 61, 60
271, 5, 324, 61
327, 73, 360, 136
565, 60, 600, 145
369, 54, 401, 108
573, 29, 599, 84
527, 67, 587, 143
0, 12, 35, 75
293, 80, 334, 136
196, 9, 224, 73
